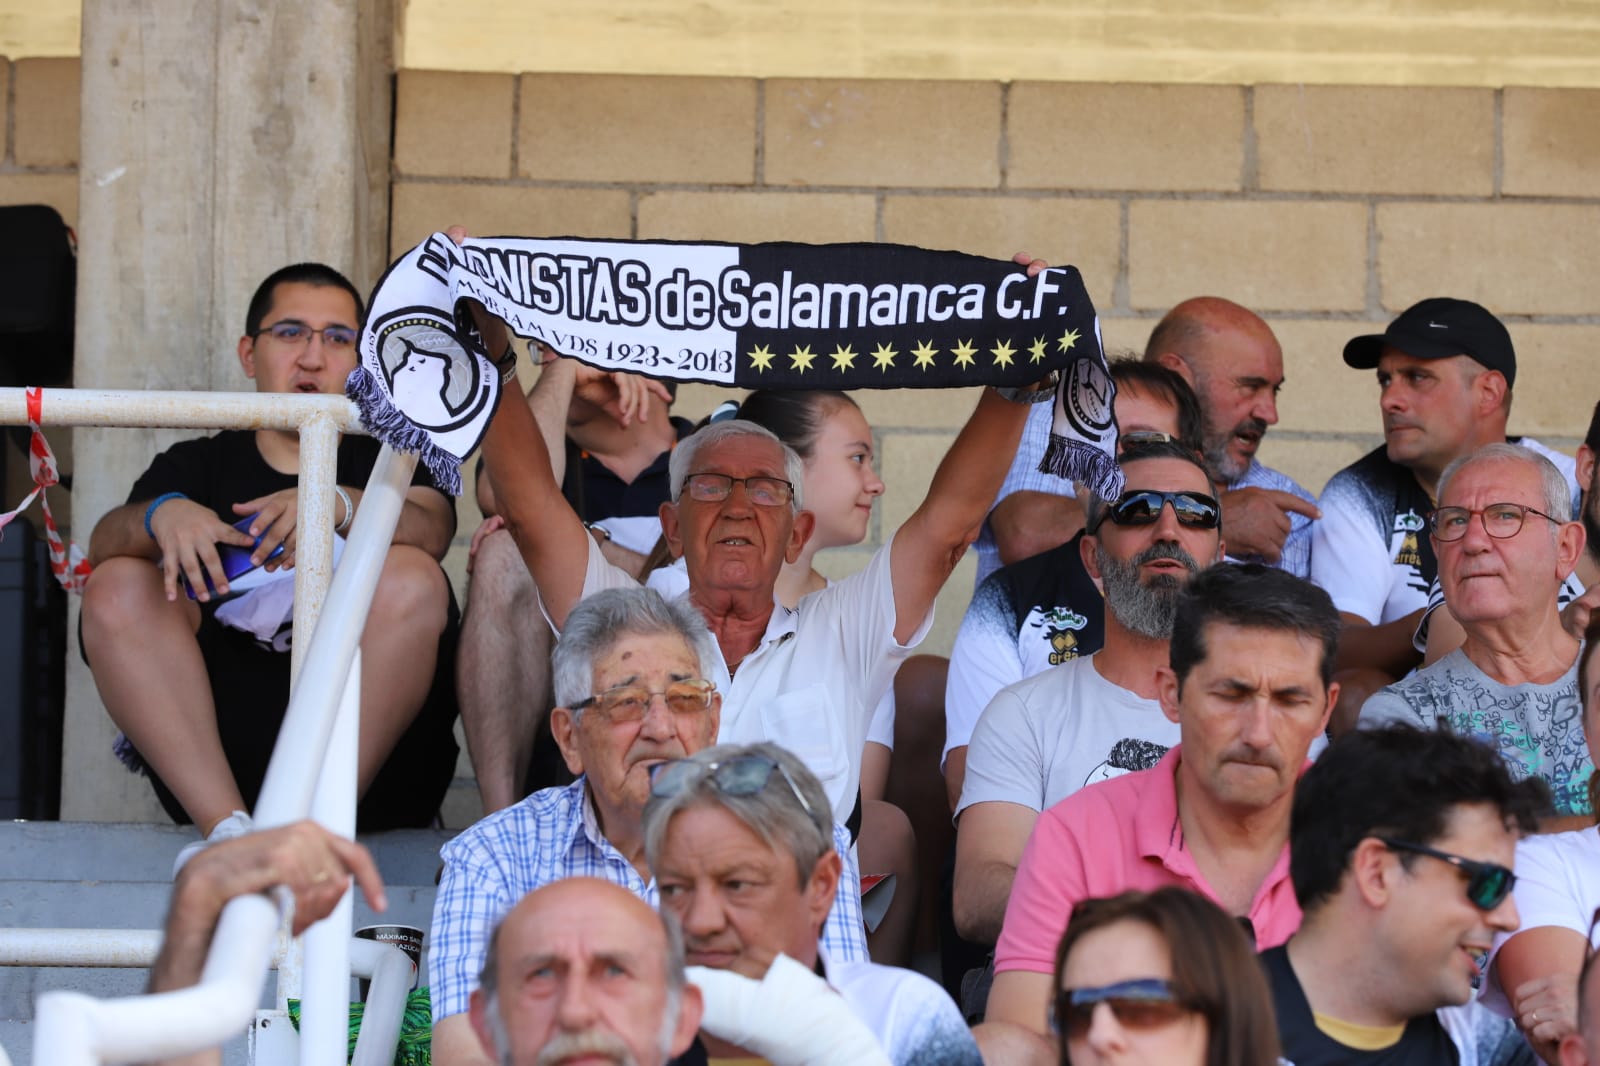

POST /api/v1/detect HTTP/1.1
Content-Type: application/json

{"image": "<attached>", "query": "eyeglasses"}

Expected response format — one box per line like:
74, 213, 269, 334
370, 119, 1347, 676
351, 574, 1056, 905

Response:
570, 678, 715, 724
649, 753, 815, 818
1051, 978, 1195, 1041
251, 321, 359, 349
1118, 430, 1174, 450
1428, 503, 1559, 542
1377, 837, 1517, 911
1091, 490, 1221, 533
683, 473, 794, 508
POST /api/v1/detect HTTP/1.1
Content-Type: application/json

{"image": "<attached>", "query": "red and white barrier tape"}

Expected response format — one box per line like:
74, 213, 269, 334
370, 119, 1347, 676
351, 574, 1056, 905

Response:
0, 387, 91, 593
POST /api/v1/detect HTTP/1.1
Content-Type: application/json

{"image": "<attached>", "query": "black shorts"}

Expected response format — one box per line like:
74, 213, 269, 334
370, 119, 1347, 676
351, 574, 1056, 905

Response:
82, 579, 461, 832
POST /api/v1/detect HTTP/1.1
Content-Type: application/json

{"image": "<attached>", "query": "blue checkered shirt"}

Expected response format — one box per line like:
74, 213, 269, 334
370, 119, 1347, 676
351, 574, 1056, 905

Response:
428, 776, 870, 1021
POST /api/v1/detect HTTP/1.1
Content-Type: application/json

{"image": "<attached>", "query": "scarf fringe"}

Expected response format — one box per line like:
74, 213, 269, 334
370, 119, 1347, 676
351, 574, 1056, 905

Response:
1039, 434, 1125, 501
345, 367, 465, 497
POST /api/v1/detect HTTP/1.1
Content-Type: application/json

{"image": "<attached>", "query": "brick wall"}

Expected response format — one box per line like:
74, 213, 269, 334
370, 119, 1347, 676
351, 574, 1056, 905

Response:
393, 72, 1600, 657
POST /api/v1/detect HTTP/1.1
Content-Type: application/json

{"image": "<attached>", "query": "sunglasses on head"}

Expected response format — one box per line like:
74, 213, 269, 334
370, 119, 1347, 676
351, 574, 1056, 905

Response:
1377, 837, 1516, 911
648, 753, 815, 818
1051, 978, 1195, 1041
1091, 490, 1221, 533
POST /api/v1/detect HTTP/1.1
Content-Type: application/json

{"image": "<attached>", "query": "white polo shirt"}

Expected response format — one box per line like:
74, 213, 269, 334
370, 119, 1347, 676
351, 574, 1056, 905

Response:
570, 534, 931, 824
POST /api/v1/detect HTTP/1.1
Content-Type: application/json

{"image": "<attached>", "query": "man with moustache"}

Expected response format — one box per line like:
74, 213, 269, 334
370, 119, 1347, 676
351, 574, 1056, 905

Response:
982, 564, 1342, 1037
952, 440, 1226, 948
978, 296, 1317, 579
1311, 299, 1576, 729
941, 358, 1204, 806
467, 878, 704, 1066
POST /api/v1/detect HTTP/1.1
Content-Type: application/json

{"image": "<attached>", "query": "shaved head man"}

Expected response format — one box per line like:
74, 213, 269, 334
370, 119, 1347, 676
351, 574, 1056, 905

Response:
470, 878, 703, 1066
1145, 296, 1319, 576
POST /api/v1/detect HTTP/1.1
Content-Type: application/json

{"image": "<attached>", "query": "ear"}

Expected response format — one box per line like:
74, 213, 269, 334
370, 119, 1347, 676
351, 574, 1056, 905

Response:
1316, 680, 1339, 736
1154, 351, 1194, 385
659, 500, 684, 558
785, 510, 816, 565
669, 982, 706, 1056
1080, 531, 1102, 581
1475, 369, 1508, 415
1350, 836, 1396, 909
238, 335, 257, 380
1213, 535, 1226, 564
806, 850, 843, 938
550, 706, 587, 777
1578, 444, 1596, 494
467, 989, 499, 1058
1557, 520, 1586, 578
1156, 665, 1182, 725
702, 692, 723, 745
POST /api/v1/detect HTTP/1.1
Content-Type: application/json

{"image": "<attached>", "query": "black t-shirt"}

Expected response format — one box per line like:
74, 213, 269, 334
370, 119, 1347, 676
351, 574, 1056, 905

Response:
129, 429, 451, 530
560, 415, 693, 522
1261, 945, 1459, 1066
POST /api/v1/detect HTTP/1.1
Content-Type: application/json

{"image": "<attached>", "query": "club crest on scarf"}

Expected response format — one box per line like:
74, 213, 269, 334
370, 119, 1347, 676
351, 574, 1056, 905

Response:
348, 232, 1123, 501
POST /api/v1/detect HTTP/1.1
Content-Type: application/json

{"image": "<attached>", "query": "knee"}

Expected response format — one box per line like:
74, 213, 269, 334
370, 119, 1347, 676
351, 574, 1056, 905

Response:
464, 529, 535, 616
371, 545, 449, 636
81, 558, 167, 642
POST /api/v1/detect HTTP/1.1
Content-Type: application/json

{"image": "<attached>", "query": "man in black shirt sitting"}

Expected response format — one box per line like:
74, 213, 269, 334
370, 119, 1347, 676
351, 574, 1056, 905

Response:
1266, 724, 1546, 1065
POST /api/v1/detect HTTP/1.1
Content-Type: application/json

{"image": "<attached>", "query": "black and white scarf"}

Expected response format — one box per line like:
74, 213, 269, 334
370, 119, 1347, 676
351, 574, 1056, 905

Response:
349, 233, 1121, 498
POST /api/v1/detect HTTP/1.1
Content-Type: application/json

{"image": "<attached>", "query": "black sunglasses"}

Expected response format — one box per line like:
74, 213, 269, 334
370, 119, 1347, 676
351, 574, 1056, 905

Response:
1091, 490, 1221, 533
1377, 837, 1516, 911
1051, 978, 1195, 1041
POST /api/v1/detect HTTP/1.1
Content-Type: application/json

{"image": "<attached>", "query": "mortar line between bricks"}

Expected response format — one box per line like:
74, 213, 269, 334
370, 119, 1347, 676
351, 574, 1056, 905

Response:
387, 175, 1600, 208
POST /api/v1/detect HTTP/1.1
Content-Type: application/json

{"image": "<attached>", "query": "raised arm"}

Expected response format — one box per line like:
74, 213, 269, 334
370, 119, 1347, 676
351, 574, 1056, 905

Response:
888, 386, 1032, 644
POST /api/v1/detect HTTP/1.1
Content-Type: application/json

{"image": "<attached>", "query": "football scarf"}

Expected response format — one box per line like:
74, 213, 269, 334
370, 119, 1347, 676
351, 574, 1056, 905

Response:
349, 233, 1121, 498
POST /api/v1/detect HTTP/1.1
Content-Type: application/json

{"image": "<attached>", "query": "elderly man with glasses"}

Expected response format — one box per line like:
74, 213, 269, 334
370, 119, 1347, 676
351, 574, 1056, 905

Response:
1361, 444, 1594, 820
642, 741, 980, 1064
1265, 723, 1546, 1065
429, 588, 868, 1066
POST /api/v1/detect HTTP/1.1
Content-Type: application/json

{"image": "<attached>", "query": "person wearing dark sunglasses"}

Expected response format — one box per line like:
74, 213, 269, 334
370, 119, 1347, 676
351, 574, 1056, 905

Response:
956, 441, 1224, 954
642, 742, 982, 1065
1050, 888, 1281, 1066
1268, 723, 1547, 1065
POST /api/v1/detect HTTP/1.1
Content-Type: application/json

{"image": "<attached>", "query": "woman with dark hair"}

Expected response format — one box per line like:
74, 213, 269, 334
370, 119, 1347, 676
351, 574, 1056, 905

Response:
1484, 615, 1600, 1062
1052, 888, 1281, 1066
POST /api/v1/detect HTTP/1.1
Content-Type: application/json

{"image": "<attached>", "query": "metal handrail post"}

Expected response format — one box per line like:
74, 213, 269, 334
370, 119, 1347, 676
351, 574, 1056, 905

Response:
300, 652, 362, 1066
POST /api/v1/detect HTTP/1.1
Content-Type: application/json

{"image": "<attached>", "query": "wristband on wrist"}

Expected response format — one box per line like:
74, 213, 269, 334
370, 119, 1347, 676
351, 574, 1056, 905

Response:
334, 485, 354, 535
144, 492, 188, 539
494, 341, 518, 384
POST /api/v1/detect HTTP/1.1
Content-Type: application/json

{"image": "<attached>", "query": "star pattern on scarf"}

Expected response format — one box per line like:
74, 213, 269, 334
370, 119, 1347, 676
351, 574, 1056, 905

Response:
1058, 328, 1081, 353
990, 338, 1016, 368
911, 341, 938, 370
871, 343, 897, 372
1029, 336, 1049, 364
789, 344, 817, 373
952, 338, 978, 369
830, 343, 858, 371
748, 344, 776, 372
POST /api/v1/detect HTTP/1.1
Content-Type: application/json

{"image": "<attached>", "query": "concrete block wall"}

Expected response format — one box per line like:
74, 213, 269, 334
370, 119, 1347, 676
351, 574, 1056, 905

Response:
4, 63, 1598, 822
392, 73, 1600, 661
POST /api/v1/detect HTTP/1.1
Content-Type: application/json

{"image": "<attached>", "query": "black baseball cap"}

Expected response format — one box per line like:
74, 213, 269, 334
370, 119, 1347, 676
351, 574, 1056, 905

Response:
1342, 297, 1516, 387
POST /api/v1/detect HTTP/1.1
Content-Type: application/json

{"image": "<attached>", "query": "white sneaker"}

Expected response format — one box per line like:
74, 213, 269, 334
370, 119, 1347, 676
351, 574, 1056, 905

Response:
173, 810, 254, 877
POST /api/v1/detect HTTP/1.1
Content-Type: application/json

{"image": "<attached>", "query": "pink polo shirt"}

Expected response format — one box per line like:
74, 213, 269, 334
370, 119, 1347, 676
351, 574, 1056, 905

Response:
993, 744, 1304, 975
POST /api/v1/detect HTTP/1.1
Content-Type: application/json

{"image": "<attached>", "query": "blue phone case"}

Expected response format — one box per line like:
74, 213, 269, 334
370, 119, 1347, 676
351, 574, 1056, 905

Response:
182, 513, 287, 600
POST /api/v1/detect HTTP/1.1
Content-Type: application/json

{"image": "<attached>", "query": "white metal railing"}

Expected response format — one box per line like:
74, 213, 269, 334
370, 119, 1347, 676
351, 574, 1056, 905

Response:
0, 387, 421, 1066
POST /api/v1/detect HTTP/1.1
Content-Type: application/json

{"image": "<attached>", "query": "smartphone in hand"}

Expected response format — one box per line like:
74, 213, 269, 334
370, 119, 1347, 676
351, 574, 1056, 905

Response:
182, 513, 287, 600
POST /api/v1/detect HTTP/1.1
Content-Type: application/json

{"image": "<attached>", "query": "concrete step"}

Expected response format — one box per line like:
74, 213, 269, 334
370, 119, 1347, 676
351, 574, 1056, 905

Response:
0, 820, 462, 1065
0, 820, 455, 885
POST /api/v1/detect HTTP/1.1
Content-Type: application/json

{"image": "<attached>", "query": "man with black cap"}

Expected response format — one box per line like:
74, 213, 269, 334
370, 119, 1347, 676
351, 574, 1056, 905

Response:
1310, 297, 1576, 730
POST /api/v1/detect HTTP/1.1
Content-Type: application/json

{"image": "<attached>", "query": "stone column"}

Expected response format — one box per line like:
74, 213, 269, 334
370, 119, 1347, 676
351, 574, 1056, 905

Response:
63, 0, 394, 820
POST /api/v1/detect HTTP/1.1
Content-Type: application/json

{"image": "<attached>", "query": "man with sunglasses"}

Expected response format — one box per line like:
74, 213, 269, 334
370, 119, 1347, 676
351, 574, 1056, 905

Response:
81, 262, 459, 855
1269, 723, 1546, 1065
643, 742, 980, 1064
1361, 445, 1593, 818
954, 440, 1224, 951
1311, 298, 1578, 732
429, 589, 869, 1066
943, 357, 1203, 809
983, 564, 1340, 1040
